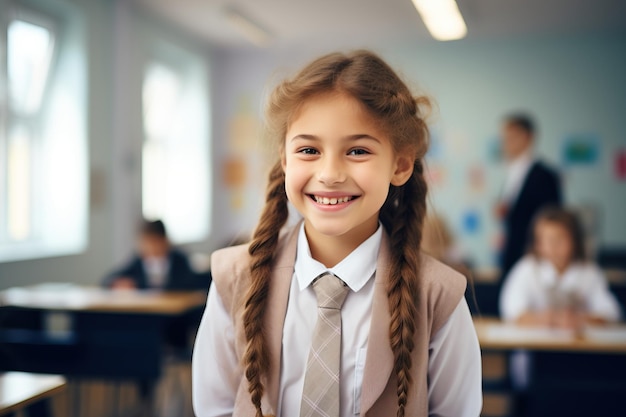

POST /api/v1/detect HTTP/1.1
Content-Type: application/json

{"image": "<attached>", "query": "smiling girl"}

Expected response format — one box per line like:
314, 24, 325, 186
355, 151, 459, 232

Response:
192, 51, 482, 417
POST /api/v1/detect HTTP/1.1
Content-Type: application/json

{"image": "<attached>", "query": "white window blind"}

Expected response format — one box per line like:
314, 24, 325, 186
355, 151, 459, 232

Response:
141, 53, 210, 244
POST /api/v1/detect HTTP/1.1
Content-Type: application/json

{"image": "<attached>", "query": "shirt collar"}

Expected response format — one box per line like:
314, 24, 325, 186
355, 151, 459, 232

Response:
294, 222, 382, 293
507, 149, 534, 173
536, 258, 581, 287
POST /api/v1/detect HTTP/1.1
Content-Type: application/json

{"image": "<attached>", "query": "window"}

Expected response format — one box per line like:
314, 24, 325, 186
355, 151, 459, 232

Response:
141, 52, 210, 244
0, 5, 87, 262
3, 18, 55, 244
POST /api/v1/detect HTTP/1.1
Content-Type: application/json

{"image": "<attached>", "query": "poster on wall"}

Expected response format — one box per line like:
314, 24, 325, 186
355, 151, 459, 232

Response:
468, 164, 486, 194
461, 209, 481, 235
561, 133, 600, 166
424, 162, 446, 188
427, 129, 444, 161
487, 136, 502, 163
615, 148, 626, 181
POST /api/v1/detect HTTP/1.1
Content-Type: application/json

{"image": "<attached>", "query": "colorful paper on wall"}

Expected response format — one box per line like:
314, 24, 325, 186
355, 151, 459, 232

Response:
222, 157, 247, 187
461, 209, 480, 235
561, 134, 600, 166
468, 164, 486, 193
425, 163, 446, 187
615, 149, 626, 181
487, 136, 502, 162
427, 129, 444, 160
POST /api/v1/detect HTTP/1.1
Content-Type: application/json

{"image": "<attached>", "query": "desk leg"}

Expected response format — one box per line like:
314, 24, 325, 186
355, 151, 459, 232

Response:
138, 380, 157, 417
69, 378, 81, 417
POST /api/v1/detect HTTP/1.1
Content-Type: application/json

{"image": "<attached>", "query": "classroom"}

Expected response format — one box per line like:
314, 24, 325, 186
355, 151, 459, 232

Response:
1, 0, 625, 416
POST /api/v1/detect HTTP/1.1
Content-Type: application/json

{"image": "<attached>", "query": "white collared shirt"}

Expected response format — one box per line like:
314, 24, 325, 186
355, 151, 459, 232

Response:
142, 256, 170, 288
501, 150, 534, 205
500, 255, 622, 322
192, 224, 482, 417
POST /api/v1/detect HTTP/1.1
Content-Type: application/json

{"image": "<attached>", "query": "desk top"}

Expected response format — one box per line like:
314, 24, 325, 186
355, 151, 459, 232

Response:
475, 318, 626, 353
0, 284, 207, 315
0, 372, 66, 414
471, 267, 626, 285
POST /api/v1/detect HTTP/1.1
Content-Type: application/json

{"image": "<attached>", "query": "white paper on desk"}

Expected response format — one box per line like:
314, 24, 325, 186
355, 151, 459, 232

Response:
4, 284, 107, 309
584, 327, 626, 343
486, 323, 575, 342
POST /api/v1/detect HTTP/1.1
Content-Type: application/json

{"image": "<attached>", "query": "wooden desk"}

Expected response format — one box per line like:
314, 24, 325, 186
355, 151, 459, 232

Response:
475, 318, 626, 417
0, 372, 66, 416
0, 285, 207, 416
0, 285, 206, 314
475, 317, 626, 353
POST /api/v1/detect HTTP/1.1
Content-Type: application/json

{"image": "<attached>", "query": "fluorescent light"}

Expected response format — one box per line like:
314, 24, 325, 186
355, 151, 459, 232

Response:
223, 6, 271, 47
411, 0, 467, 41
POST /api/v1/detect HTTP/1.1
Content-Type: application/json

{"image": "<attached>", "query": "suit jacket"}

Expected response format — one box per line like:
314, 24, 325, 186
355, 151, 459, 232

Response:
210, 224, 467, 416
103, 248, 200, 290
502, 160, 562, 280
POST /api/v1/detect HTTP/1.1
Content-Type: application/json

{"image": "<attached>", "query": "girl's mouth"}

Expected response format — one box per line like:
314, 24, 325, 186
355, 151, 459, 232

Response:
309, 195, 357, 205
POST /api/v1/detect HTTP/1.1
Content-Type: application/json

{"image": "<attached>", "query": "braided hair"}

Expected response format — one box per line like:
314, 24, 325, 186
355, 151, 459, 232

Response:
243, 50, 430, 416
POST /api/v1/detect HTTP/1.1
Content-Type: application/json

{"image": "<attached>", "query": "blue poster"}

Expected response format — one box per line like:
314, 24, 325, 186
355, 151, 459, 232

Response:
561, 134, 600, 166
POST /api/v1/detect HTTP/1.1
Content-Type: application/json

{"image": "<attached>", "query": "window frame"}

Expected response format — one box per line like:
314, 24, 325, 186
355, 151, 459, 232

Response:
0, 5, 59, 247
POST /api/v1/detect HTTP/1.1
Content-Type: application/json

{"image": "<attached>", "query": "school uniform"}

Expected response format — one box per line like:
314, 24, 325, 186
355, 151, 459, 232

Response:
103, 249, 198, 290
500, 255, 622, 322
193, 222, 482, 416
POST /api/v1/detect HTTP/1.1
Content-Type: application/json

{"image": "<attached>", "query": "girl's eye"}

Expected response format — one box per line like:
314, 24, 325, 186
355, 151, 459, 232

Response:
348, 148, 370, 156
297, 147, 319, 155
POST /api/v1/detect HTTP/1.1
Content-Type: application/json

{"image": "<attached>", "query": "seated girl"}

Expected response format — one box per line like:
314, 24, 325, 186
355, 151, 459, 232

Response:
500, 206, 621, 328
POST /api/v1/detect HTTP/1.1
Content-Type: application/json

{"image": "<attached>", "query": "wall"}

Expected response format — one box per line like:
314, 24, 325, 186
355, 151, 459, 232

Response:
209, 33, 626, 267
1, 7, 625, 289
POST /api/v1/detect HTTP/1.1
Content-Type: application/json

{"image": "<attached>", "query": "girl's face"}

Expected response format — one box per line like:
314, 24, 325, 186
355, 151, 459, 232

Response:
535, 220, 574, 272
283, 92, 413, 249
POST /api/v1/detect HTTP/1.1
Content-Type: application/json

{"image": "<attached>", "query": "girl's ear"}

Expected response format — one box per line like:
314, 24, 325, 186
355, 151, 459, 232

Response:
280, 150, 287, 172
391, 153, 415, 186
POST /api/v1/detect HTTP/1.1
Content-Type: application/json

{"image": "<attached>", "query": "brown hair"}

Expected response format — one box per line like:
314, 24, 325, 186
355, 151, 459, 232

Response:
140, 219, 167, 238
529, 206, 587, 262
504, 112, 536, 137
243, 50, 430, 417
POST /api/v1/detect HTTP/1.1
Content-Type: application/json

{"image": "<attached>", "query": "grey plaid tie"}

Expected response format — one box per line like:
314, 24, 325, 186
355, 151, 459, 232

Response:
300, 273, 350, 417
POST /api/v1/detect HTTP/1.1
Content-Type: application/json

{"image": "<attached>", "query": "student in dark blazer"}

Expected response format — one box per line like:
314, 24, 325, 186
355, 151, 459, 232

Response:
103, 219, 198, 290
495, 114, 562, 282
103, 219, 208, 351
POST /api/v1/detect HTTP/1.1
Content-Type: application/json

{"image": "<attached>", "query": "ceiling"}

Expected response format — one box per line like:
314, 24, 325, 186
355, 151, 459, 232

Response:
132, 0, 626, 47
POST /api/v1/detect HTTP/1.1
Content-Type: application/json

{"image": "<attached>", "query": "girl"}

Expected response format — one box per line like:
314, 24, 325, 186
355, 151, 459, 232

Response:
500, 206, 621, 327
193, 51, 482, 417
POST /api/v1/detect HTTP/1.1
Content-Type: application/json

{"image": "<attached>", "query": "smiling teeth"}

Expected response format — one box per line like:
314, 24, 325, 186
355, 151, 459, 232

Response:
313, 195, 353, 205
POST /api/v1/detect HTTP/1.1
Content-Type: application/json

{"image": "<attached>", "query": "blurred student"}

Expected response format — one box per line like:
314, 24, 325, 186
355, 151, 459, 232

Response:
495, 113, 562, 281
421, 214, 471, 276
500, 207, 621, 328
103, 219, 197, 290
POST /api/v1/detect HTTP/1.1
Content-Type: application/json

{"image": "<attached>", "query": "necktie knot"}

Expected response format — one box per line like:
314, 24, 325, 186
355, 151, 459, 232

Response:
312, 273, 349, 310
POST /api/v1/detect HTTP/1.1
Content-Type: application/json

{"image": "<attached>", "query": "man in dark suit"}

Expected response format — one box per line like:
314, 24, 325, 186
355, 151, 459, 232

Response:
495, 114, 562, 281
103, 219, 198, 290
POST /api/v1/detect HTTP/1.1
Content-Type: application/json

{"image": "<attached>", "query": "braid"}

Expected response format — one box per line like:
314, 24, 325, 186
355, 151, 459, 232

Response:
381, 160, 428, 417
242, 161, 289, 417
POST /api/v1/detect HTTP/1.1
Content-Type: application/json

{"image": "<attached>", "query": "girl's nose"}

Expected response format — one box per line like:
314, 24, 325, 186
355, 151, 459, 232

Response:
317, 156, 346, 185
